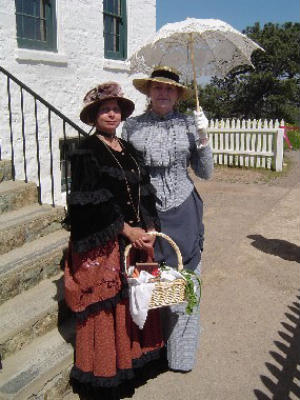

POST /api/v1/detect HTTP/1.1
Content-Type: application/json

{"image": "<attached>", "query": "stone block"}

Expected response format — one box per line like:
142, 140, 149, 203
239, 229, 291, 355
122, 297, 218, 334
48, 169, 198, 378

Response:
0, 181, 38, 214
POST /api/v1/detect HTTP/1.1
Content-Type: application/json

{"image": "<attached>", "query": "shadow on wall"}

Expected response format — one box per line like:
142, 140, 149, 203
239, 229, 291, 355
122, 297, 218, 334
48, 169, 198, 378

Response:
254, 292, 300, 400
247, 234, 300, 263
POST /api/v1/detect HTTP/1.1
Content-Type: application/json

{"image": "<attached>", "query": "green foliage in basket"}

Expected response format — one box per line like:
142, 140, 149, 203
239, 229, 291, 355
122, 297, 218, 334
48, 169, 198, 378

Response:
181, 270, 202, 315
160, 263, 202, 315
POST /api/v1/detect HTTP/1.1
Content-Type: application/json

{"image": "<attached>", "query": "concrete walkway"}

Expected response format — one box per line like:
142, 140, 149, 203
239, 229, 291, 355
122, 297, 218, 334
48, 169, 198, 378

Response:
124, 172, 300, 399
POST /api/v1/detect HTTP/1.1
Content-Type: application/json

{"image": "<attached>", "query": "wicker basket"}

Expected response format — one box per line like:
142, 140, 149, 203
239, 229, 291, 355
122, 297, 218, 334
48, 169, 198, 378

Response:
124, 231, 186, 309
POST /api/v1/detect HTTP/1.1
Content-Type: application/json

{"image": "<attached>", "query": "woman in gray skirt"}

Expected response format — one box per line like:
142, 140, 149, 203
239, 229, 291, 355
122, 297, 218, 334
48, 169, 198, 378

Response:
122, 65, 213, 372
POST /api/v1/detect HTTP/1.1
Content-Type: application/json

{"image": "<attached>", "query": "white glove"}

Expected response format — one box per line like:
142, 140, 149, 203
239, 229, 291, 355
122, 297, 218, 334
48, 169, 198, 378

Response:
193, 109, 209, 146
193, 108, 208, 131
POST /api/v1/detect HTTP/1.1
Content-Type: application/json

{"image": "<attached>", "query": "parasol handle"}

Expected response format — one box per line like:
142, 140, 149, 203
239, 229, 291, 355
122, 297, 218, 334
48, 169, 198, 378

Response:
189, 33, 200, 113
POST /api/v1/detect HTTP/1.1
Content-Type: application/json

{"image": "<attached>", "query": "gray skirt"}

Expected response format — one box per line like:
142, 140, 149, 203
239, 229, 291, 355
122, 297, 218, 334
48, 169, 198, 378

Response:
154, 189, 204, 371
154, 189, 204, 271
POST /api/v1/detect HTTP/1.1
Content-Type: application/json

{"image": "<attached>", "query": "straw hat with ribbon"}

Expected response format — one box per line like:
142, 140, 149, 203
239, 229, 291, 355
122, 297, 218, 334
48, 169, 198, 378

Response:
132, 66, 192, 100
80, 81, 135, 126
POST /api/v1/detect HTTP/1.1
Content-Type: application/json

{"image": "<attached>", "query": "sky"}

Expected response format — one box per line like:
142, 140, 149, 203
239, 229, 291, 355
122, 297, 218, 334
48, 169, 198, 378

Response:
156, 0, 300, 32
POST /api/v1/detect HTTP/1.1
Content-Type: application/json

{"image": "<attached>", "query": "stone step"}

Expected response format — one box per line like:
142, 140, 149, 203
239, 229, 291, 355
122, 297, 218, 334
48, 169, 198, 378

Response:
0, 320, 75, 400
0, 181, 38, 215
0, 160, 13, 182
0, 203, 66, 255
0, 272, 71, 361
0, 229, 69, 305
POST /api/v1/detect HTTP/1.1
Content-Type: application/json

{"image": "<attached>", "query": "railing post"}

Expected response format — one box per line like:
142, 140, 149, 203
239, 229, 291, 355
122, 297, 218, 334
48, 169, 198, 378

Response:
275, 127, 284, 171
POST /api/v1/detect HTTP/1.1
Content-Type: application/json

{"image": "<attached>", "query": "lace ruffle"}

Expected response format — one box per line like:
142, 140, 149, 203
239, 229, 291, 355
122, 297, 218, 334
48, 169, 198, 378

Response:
75, 287, 128, 323
70, 348, 163, 388
68, 188, 114, 205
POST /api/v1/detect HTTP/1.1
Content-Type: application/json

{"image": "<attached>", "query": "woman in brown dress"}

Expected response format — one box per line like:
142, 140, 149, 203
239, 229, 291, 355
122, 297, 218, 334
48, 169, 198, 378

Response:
64, 82, 164, 398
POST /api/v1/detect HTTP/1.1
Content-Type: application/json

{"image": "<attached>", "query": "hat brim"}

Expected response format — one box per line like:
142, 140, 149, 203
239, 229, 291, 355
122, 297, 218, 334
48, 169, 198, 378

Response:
80, 96, 135, 126
132, 77, 192, 100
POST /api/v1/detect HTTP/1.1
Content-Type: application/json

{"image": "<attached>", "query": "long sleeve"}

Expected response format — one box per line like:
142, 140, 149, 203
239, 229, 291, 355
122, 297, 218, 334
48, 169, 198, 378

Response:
190, 144, 214, 180
186, 116, 214, 180
67, 149, 124, 253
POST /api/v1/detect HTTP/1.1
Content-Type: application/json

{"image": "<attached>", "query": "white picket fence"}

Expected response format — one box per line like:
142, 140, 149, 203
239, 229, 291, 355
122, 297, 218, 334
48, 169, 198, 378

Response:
207, 119, 284, 171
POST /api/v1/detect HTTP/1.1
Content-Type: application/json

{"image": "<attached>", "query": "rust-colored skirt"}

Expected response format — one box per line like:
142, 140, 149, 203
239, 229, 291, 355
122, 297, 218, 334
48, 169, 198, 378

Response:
64, 239, 164, 388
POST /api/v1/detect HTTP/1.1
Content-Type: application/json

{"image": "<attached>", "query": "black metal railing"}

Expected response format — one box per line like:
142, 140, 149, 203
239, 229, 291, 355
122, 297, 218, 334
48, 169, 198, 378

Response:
0, 65, 89, 206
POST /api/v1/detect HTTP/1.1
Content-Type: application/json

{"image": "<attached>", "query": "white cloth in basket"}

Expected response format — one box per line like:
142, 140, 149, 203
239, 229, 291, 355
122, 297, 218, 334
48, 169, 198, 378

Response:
127, 267, 185, 329
160, 268, 184, 282
128, 269, 155, 329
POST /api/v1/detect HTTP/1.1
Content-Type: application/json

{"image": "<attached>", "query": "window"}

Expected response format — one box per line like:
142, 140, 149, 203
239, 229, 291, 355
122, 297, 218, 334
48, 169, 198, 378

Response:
60, 138, 79, 192
15, 0, 57, 51
103, 0, 127, 60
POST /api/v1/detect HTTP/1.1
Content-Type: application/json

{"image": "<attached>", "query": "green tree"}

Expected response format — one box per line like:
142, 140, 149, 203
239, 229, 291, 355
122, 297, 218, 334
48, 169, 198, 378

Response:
181, 22, 300, 123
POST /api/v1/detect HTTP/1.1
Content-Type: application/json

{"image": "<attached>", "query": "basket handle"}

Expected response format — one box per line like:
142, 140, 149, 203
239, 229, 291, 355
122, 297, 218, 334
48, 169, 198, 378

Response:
124, 231, 183, 273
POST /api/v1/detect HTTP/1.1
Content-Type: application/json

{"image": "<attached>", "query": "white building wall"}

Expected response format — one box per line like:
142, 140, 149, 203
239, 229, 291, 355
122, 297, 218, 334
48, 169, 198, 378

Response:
0, 0, 156, 204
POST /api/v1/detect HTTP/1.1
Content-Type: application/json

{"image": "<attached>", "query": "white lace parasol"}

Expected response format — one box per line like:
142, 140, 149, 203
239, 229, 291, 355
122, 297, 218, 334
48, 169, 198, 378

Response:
130, 18, 263, 79
129, 18, 264, 111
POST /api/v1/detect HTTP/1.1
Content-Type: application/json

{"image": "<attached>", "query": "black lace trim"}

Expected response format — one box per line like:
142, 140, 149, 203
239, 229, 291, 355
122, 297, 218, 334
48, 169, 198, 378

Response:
70, 348, 163, 388
72, 217, 124, 253
75, 287, 128, 323
68, 188, 114, 205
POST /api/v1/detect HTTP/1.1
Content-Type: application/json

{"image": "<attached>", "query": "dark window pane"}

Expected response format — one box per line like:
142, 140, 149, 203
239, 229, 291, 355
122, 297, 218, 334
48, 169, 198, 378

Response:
103, 0, 109, 11
15, 0, 23, 12
105, 33, 114, 51
114, 0, 120, 15
16, 14, 23, 37
104, 0, 112, 13
115, 34, 119, 52
23, 16, 36, 40
104, 15, 114, 35
115, 20, 120, 51
104, 0, 120, 15
35, 18, 46, 41
23, 0, 40, 16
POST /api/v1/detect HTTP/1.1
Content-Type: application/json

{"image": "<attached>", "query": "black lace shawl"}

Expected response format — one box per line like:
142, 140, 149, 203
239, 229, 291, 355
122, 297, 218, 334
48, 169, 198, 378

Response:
64, 134, 160, 253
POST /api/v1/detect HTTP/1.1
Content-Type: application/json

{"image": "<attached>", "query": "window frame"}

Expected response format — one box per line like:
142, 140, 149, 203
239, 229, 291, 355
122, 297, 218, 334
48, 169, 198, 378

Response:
103, 0, 127, 60
15, 0, 57, 52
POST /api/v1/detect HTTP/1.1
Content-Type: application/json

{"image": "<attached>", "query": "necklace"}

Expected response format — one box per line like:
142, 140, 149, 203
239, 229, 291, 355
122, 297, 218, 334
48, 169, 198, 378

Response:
98, 136, 141, 223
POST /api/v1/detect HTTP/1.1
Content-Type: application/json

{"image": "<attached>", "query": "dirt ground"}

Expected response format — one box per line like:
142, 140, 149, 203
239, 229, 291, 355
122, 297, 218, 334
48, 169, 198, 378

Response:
208, 150, 300, 188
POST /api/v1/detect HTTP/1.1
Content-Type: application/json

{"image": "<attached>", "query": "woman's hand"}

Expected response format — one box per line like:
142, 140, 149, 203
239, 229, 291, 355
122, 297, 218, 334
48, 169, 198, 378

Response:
134, 233, 156, 250
122, 223, 147, 249
122, 223, 155, 249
